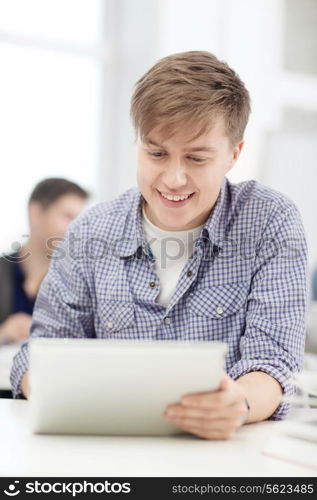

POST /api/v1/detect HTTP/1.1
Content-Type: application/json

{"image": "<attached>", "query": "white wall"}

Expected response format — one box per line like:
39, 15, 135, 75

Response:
97, 0, 160, 201
156, 0, 286, 183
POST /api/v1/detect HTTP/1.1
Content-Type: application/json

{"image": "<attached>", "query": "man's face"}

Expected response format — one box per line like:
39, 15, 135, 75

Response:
29, 194, 86, 246
136, 117, 243, 230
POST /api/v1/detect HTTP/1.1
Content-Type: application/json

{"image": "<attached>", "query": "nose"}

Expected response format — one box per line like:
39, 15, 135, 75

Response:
162, 159, 187, 189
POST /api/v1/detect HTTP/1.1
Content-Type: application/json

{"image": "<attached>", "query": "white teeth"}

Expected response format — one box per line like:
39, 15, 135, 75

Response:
160, 192, 191, 201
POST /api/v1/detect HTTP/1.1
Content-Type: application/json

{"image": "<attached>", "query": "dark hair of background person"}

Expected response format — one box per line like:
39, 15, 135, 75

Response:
29, 178, 89, 208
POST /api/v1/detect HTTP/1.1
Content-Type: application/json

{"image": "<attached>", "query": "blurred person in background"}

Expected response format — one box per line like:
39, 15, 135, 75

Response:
0, 178, 89, 347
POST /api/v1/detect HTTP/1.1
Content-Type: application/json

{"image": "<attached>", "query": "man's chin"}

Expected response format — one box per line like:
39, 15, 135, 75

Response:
157, 216, 195, 232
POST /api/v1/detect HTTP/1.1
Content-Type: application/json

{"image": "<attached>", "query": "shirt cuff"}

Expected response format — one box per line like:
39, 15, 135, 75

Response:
228, 359, 295, 420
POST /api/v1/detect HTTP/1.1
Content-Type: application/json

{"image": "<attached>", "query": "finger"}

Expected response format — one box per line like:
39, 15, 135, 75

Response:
164, 404, 229, 420
181, 390, 236, 409
175, 415, 240, 433
165, 401, 224, 417
181, 374, 231, 400
218, 374, 231, 392
182, 373, 231, 399
180, 375, 233, 408
164, 414, 240, 432
171, 420, 236, 441
165, 402, 247, 421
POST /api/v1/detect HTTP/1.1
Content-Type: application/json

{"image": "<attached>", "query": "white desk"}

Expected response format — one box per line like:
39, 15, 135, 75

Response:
1, 400, 316, 477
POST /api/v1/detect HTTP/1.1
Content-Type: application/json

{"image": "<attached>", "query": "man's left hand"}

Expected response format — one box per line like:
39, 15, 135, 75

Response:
163, 373, 249, 440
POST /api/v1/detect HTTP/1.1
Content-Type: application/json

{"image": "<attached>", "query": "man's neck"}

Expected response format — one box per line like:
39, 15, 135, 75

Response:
15, 239, 50, 299
18, 239, 50, 276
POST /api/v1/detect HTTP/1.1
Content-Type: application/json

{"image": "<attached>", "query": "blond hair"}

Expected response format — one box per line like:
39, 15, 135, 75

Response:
131, 51, 251, 146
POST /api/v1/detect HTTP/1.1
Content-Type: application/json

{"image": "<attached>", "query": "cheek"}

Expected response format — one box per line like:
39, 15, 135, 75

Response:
195, 167, 224, 200
136, 159, 157, 191
46, 217, 68, 239
136, 164, 144, 187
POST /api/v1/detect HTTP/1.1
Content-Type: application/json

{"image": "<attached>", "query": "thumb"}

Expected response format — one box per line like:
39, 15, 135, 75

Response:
219, 373, 230, 392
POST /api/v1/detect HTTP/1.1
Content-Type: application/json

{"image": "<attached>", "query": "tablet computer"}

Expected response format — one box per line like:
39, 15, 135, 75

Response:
29, 338, 227, 436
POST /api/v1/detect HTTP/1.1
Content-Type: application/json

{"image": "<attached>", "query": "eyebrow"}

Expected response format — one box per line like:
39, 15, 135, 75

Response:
146, 139, 217, 153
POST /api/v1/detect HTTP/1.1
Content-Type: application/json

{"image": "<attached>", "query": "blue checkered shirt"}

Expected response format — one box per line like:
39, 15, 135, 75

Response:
11, 178, 308, 419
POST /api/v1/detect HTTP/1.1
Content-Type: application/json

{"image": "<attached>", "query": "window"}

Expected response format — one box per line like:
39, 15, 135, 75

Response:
0, 0, 103, 252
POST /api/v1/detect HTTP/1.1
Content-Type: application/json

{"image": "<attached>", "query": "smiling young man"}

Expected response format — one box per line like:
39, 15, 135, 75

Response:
11, 51, 307, 440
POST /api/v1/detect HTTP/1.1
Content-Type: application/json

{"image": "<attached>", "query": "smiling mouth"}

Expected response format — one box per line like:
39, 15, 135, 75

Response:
157, 190, 195, 202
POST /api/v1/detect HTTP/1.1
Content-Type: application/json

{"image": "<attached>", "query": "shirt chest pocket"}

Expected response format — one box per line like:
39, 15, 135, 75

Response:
187, 282, 248, 320
98, 300, 135, 337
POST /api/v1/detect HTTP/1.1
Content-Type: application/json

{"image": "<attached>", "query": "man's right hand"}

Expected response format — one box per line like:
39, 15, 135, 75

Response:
0, 312, 32, 344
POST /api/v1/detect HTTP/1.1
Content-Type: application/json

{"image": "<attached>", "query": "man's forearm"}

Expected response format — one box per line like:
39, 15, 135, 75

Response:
21, 371, 30, 399
235, 371, 283, 423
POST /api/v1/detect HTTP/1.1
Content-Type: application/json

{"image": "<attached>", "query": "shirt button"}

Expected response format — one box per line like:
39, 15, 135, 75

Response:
216, 306, 224, 315
149, 281, 156, 288
187, 270, 193, 277
107, 320, 114, 329
164, 317, 171, 325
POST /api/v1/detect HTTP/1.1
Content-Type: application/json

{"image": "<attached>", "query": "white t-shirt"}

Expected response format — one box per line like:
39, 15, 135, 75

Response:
142, 206, 204, 308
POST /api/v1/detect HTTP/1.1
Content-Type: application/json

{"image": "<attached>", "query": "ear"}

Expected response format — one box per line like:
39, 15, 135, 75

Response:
226, 140, 244, 173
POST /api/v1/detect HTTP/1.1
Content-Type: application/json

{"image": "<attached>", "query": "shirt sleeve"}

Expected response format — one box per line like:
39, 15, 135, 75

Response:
10, 216, 95, 398
228, 200, 308, 420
